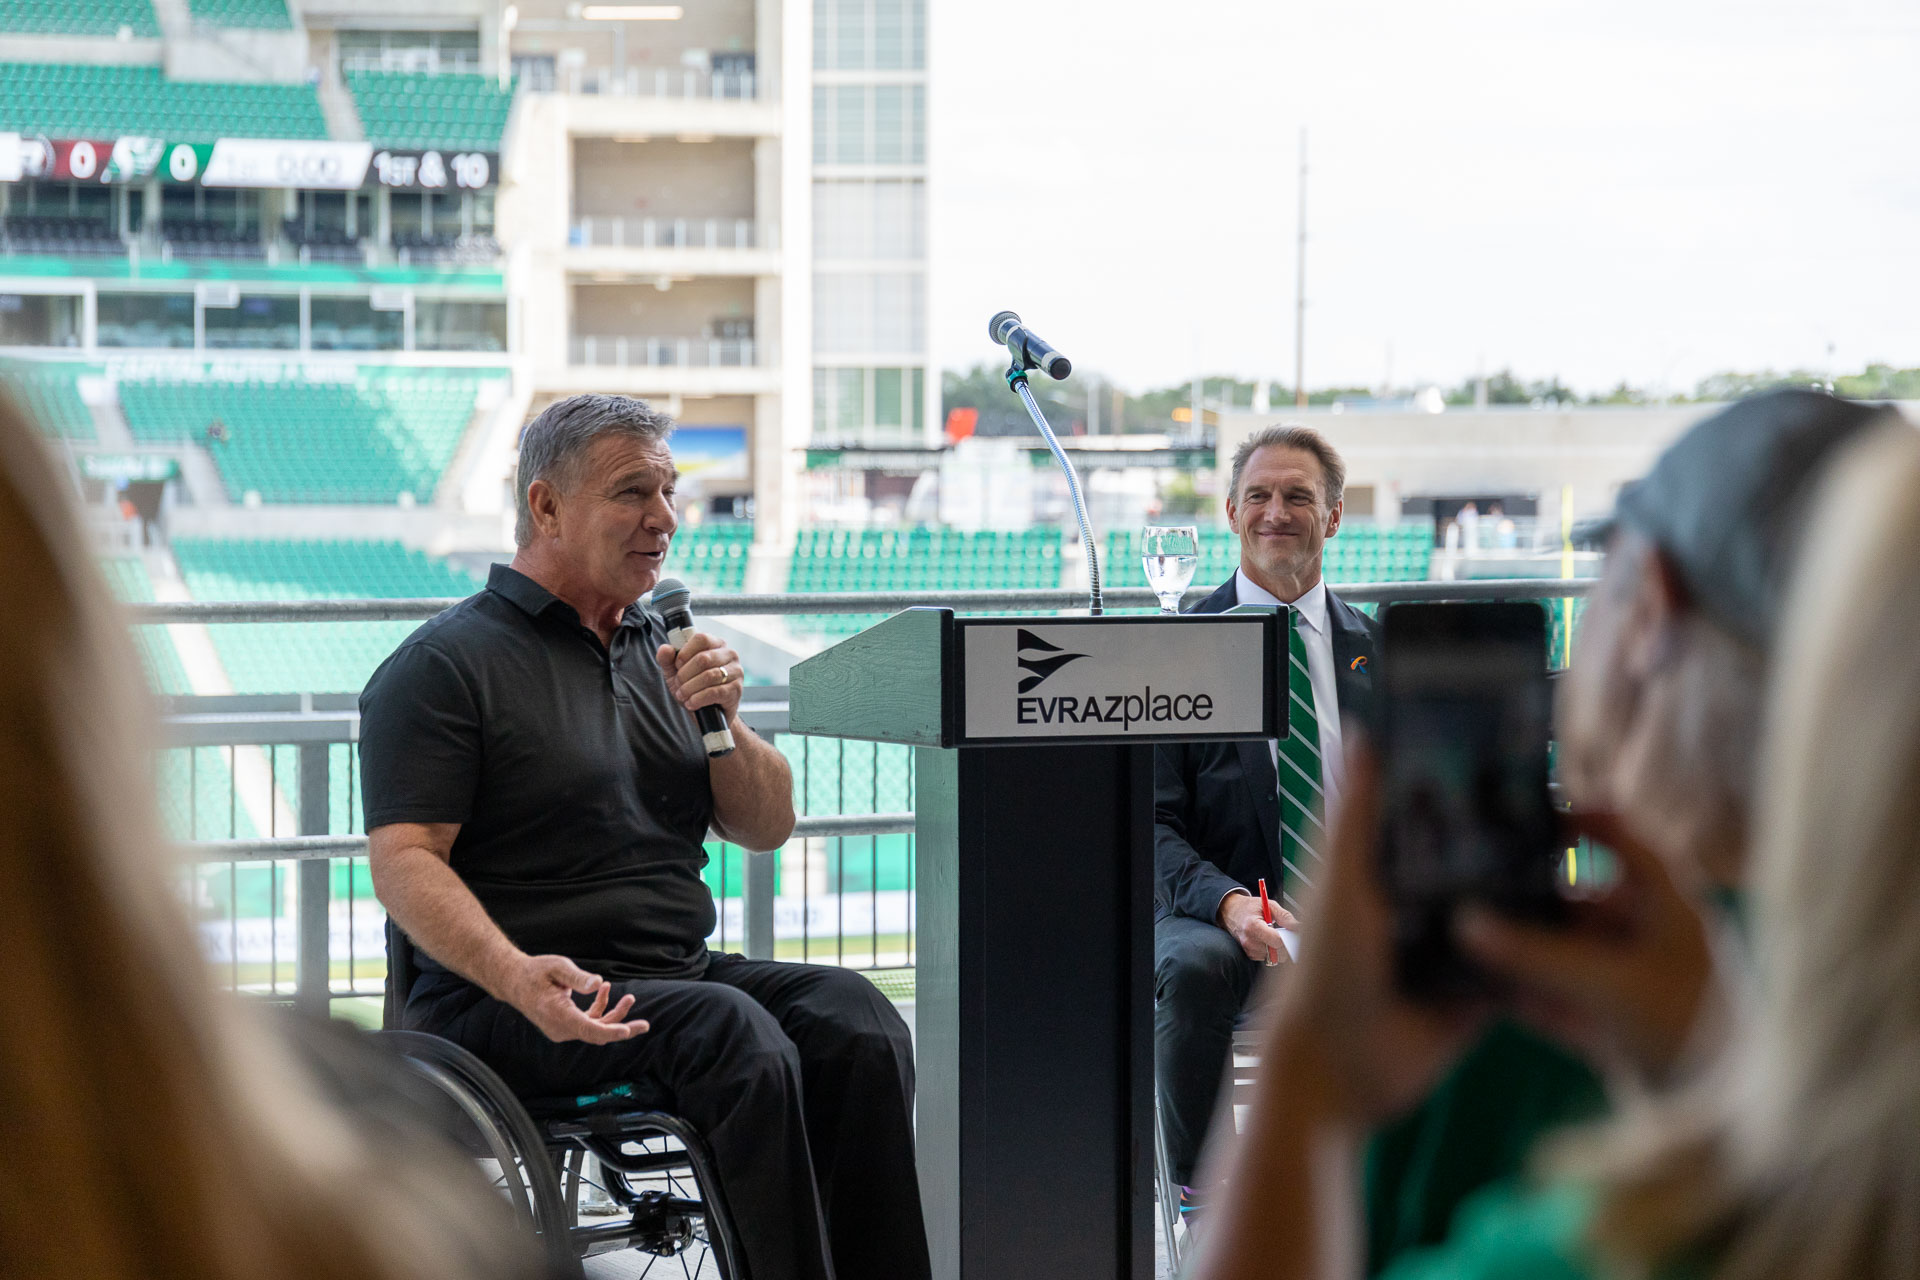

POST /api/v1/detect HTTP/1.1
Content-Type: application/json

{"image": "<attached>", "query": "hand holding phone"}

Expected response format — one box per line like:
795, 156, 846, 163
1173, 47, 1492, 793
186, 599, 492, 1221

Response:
1374, 602, 1565, 1003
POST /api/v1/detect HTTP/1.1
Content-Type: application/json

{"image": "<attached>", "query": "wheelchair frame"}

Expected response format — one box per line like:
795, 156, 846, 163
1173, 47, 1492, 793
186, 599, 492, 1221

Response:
381, 927, 747, 1279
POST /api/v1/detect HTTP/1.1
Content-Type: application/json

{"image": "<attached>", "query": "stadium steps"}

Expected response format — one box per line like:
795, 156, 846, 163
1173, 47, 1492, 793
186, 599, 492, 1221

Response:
317, 69, 366, 142
430, 381, 504, 508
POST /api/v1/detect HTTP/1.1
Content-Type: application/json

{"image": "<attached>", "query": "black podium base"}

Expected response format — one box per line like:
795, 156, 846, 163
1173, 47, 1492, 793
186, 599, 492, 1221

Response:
913, 743, 1155, 1280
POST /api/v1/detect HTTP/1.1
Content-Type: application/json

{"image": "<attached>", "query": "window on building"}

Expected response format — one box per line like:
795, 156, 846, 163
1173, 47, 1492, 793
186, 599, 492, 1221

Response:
0, 293, 81, 346
204, 294, 299, 349
816, 180, 928, 260
813, 84, 927, 165
815, 0, 925, 71
310, 295, 403, 351
97, 292, 194, 348
415, 299, 506, 352
813, 365, 924, 440
813, 270, 926, 355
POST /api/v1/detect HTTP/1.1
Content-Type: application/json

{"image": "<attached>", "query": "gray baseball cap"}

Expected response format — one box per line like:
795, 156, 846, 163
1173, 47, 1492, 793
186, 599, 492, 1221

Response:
1612, 388, 1892, 650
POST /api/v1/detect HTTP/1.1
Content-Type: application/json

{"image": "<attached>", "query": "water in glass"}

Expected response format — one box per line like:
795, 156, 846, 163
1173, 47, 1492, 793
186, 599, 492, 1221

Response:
1141, 525, 1200, 613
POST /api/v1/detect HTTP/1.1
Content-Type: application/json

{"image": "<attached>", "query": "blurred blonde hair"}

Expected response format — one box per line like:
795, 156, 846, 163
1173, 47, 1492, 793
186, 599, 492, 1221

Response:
0, 393, 530, 1280
1590, 423, 1920, 1278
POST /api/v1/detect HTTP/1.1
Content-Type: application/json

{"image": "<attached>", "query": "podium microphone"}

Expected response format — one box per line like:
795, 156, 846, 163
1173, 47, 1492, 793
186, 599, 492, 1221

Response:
989, 310, 1072, 380
651, 577, 736, 758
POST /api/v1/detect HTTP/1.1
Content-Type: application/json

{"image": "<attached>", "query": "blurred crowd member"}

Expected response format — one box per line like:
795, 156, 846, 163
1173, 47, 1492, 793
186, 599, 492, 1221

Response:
1191, 406, 1916, 1279
0, 393, 536, 1280
1362, 389, 1885, 1270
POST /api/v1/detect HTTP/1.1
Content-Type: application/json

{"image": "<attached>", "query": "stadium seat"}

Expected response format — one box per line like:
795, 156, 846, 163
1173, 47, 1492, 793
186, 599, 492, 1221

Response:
119, 369, 490, 504
0, 0, 159, 37
171, 537, 485, 694
1107, 522, 1435, 594
785, 527, 1063, 638
186, 0, 291, 28
345, 70, 517, 152
1, 360, 98, 441
0, 63, 325, 144
667, 522, 752, 593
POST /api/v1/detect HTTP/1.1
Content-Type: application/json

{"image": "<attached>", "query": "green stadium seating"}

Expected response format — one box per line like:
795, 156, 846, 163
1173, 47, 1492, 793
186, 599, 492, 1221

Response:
120, 369, 486, 504
1, 360, 96, 441
0, 64, 324, 144
99, 555, 194, 695
668, 522, 752, 593
0, 0, 159, 37
786, 527, 1062, 638
345, 70, 516, 152
187, 0, 291, 29
1105, 522, 1434, 596
172, 537, 484, 695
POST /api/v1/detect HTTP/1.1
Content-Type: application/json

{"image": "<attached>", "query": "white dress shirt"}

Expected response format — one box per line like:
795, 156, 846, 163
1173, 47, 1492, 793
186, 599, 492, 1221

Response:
1234, 569, 1346, 818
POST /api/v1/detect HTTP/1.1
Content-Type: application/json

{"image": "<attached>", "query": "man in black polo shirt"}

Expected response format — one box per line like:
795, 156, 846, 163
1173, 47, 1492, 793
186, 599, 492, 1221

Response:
360, 393, 930, 1280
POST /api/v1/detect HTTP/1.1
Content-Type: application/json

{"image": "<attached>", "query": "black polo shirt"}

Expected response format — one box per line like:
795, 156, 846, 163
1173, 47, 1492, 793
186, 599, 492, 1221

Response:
359, 563, 716, 985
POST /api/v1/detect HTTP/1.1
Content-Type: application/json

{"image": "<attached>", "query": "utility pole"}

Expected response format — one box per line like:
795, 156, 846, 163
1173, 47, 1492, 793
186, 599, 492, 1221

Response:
1293, 127, 1308, 410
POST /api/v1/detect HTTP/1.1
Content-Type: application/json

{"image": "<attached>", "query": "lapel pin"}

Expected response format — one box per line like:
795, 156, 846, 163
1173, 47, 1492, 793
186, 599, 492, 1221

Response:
1350, 655, 1369, 672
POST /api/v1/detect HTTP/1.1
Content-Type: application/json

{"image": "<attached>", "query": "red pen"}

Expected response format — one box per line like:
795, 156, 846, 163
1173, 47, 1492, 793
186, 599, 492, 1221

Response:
1257, 878, 1279, 966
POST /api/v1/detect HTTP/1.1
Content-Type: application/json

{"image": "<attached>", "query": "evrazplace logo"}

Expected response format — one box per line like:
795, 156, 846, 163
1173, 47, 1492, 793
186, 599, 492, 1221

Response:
1011, 629, 1215, 731
1016, 629, 1086, 692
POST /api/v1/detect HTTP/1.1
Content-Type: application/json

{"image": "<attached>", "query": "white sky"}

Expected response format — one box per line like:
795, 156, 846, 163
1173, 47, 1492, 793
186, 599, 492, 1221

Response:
927, 0, 1920, 396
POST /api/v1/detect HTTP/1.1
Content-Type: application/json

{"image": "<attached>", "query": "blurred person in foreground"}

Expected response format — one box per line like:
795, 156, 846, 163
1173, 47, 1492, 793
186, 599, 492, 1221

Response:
0, 393, 535, 1280
361, 393, 929, 1280
1360, 389, 1888, 1270
1192, 411, 1919, 1279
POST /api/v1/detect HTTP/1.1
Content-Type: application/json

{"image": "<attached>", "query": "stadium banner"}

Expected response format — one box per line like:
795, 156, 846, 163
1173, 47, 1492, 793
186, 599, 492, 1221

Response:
201, 140, 372, 189
673, 425, 750, 484
78, 454, 181, 483
0, 133, 497, 190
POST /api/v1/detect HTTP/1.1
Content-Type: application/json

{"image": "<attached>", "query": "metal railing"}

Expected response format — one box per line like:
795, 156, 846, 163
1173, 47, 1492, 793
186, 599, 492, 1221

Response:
155, 580, 1594, 1013
570, 216, 766, 252
568, 335, 759, 369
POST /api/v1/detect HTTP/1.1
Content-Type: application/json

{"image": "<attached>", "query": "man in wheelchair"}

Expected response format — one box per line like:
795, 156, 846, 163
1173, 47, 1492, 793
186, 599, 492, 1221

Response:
359, 394, 931, 1280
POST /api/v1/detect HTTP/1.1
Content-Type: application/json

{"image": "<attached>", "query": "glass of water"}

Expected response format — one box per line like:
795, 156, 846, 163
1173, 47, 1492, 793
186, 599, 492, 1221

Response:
1141, 525, 1200, 614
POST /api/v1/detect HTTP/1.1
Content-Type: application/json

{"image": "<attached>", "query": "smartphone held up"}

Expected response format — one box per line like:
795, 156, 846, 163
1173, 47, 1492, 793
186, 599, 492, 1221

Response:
1374, 601, 1566, 1003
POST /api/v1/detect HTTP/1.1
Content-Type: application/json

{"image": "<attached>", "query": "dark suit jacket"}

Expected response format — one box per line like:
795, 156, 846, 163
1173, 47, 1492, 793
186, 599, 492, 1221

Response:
1154, 574, 1380, 922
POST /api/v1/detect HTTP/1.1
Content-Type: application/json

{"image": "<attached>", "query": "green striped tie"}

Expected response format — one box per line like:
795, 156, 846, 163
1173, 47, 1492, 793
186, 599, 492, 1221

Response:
1277, 608, 1324, 911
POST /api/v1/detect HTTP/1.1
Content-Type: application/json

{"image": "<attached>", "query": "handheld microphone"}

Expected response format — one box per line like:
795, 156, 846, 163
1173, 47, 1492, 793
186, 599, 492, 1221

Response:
988, 310, 1072, 380
650, 577, 736, 758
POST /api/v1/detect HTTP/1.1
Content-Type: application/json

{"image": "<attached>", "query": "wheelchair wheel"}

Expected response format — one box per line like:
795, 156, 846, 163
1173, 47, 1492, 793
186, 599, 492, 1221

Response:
548, 1111, 744, 1279
375, 1031, 580, 1277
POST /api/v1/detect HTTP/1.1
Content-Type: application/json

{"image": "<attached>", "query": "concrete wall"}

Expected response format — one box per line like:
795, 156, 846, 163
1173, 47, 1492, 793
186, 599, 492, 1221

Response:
571, 277, 757, 338
164, 28, 313, 81
1217, 404, 1711, 533
573, 138, 757, 222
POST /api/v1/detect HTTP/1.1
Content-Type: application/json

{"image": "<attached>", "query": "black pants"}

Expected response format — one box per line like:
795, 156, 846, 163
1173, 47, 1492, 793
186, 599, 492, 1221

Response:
409, 954, 931, 1280
1154, 914, 1260, 1188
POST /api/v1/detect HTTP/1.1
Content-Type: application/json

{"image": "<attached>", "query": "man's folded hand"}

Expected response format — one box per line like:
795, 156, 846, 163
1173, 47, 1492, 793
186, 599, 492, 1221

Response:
508, 953, 650, 1045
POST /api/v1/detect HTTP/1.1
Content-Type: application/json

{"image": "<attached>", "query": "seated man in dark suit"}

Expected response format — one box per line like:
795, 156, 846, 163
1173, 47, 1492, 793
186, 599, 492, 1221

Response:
1154, 426, 1626, 1270
1154, 424, 1379, 1211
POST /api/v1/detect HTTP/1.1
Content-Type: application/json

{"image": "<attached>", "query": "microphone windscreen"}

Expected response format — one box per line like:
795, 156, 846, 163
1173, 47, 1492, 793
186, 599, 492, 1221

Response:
652, 578, 691, 610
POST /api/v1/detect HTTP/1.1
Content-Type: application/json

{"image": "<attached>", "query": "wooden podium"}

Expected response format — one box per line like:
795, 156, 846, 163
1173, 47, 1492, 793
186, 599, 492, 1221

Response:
790, 608, 1281, 1280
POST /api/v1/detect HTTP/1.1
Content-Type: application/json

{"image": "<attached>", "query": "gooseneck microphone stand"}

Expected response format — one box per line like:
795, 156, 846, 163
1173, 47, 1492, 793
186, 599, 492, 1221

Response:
1001, 334, 1104, 616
